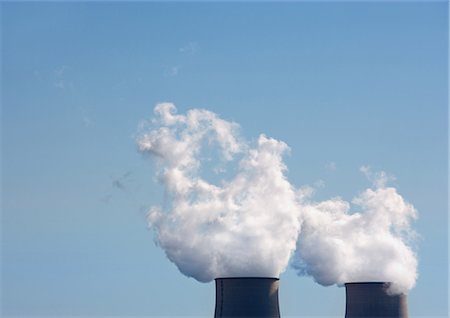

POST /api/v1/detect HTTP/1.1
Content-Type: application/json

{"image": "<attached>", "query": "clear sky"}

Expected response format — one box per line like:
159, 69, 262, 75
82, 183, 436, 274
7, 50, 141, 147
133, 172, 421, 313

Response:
1, 2, 448, 317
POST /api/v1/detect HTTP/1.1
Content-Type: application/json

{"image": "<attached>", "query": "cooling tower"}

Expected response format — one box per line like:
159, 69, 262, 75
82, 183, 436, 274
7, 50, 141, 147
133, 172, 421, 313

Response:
214, 277, 280, 318
345, 282, 408, 318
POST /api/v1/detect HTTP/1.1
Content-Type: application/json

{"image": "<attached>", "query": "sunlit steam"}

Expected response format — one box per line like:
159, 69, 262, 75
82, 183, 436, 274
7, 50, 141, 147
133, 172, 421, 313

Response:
137, 103, 302, 282
137, 104, 418, 293
293, 167, 418, 294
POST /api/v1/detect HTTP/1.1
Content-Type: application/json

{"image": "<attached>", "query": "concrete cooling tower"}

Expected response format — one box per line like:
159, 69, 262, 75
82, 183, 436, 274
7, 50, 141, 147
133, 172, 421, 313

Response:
345, 282, 408, 318
214, 277, 280, 318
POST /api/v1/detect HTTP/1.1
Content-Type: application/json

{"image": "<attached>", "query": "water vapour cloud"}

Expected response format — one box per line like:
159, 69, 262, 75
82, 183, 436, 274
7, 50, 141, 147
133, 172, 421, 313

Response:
137, 103, 303, 282
137, 104, 419, 293
293, 168, 418, 294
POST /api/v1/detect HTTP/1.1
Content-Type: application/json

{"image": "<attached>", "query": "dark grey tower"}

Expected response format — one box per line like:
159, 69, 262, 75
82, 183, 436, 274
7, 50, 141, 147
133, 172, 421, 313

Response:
214, 277, 280, 318
345, 282, 408, 318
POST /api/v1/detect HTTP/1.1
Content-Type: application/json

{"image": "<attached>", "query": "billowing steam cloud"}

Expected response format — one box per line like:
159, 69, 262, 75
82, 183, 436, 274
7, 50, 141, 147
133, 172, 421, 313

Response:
293, 166, 418, 294
137, 103, 302, 282
137, 103, 418, 293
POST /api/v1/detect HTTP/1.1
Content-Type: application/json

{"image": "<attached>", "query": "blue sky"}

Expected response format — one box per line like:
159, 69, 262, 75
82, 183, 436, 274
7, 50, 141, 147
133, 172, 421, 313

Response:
1, 2, 448, 317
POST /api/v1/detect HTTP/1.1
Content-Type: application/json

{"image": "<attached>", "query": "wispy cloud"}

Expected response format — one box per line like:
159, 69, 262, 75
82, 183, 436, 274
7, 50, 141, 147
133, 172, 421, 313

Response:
112, 171, 133, 191
101, 171, 136, 205
313, 179, 325, 188
79, 107, 94, 128
163, 65, 180, 77
54, 65, 67, 77
161, 41, 199, 77
53, 65, 74, 90
360, 165, 395, 188
179, 41, 199, 54
82, 116, 93, 127
325, 161, 337, 171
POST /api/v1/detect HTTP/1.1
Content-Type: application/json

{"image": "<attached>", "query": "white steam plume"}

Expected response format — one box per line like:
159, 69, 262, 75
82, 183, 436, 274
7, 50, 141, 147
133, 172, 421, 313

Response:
293, 166, 418, 294
137, 103, 302, 282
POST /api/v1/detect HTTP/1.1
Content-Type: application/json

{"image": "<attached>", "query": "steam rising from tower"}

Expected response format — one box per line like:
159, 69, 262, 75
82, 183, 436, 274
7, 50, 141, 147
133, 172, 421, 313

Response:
293, 167, 418, 294
137, 103, 419, 298
137, 103, 302, 282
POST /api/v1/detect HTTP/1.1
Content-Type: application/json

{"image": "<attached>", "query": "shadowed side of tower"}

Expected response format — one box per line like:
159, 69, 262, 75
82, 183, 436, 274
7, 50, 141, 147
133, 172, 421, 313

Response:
345, 282, 408, 318
214, 277, 280, 318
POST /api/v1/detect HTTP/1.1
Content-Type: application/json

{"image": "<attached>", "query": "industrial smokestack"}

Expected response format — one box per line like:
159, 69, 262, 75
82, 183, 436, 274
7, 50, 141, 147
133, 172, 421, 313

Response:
345, 282, 408, 318
214, 278, 280, 318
